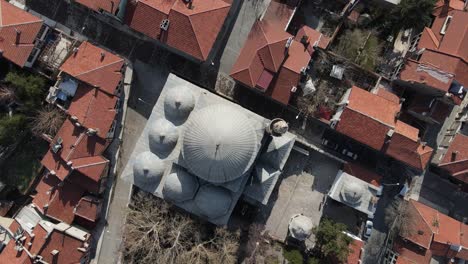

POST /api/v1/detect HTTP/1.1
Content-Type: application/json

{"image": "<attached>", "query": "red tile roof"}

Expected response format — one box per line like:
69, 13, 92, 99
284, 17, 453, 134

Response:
294, 25, 330, 56
68, 83, 118, 138
343, 163, 382, 187
127, 0, 230, 61
74, 196, 101, 223
0, 219, 89, 264
231, 2, 310, 105
400, 9, 468, 92
32, 174, 85, 224
75, 0, 121, 14
41, 148, 108, 186
231, 20, 291, 87
393, 237, 433, 264
439, 133, 468, 184
347, 238, 364, 264
396, 199, 468, 263
0, 1, 43, 67
335, 87, 433, 170
53, 118, 109, 162
60, 41, 124, 95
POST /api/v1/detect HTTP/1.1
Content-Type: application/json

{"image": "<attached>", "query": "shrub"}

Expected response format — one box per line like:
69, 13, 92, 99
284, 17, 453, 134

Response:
0, 114, 27, 146
283, 247, 303, 264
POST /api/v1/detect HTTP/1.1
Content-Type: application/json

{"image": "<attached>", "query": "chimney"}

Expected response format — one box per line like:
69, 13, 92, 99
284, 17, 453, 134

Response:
300, 35, 309, 46
51, 249, 60, 256
100, 52, 106, 61
451, 151, 459, 161
15, 29, 21, 46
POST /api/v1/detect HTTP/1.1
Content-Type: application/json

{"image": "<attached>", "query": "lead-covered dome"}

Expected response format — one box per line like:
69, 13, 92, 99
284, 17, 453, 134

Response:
340, 181, 365, 205
289, 214, 313, 241
194, 185, 232, 219
164, 86, 195, 119
182, 105, 259, 183
148, 119, 178, 155
163, 167, 199, 203
133, 152, 165, 184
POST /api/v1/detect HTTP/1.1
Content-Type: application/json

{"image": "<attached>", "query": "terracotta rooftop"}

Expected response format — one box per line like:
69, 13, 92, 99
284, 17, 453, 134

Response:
335, 87, 433, 170
0, 219, 89, 264
343, 163, 382, 187
74, 196, 101, 223
400, 8, 468, 93
75, 0, 121, 14
0, 1, 43, 67
68, 83, 118, 138
32, 174, 85, 224
438, 133, 468, 184
395, 199, 468, 263
52, 118, 109, 162
347, 238, 364, 264
231, 1, 310, 105
60, 41, 124, 95
294, 25, 330, 56
126, 0, 230, 61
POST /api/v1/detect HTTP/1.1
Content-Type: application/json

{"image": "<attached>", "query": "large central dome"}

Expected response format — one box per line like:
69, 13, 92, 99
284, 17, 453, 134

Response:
182, 104, 259, 183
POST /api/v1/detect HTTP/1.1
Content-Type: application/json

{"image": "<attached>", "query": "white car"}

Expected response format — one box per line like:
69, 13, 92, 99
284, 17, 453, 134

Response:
364, 220, 373, 239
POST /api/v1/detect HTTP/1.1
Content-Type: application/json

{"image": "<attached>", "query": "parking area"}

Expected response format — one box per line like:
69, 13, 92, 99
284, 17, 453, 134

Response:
259, 148, 342, 246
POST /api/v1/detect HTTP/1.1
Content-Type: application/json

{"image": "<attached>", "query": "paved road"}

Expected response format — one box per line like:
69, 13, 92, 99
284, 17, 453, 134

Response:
96, 60, 169, 264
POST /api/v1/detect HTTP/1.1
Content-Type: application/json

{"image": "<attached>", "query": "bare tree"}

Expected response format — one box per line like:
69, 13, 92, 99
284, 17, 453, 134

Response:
30, 105, 66, 137
385, 199, 417, 239
123, 193, 240, 264
0, 85, 17, 105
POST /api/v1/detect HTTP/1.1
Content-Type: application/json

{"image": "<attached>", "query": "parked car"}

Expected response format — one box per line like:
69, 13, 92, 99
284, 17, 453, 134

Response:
364, 220, 373, 239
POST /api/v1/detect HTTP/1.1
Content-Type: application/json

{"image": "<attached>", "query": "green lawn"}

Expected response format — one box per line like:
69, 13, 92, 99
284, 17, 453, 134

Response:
1, 135, 48, 193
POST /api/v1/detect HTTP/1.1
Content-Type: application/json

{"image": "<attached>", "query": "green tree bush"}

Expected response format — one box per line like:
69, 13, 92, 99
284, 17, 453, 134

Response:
5, 71, 47, 110
283, 247, 303, 264
313, 218, 352, 262
0, 114, 27, 146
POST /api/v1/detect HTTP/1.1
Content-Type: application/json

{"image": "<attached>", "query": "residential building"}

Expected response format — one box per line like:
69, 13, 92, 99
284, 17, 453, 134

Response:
30, 41, 125, 229
432, 133, 468, 189
230, 1, 318, 105
388, 199, 468, 264
125, 0, 231, 61
330, 86, 433, 171
0, 205, 90, 264
397, 0, 467, 102
0, 0, 50, 68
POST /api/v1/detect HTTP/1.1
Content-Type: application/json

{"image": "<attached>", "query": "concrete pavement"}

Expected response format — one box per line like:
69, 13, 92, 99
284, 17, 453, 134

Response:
95, 60, 169, 264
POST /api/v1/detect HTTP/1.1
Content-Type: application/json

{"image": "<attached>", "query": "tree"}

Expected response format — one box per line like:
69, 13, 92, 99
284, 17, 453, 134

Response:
0, 85, 17, 105
313, 218, 352, 262
123, 193, 240, 264
30, 105, 66, 137
0, 114, 27, 146
5, 71, 47, 110
391, 0, 437, 31
385, 199, 417, 239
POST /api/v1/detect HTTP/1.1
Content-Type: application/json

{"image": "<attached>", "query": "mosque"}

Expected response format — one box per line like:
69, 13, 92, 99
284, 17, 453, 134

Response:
122, 74, 296, 225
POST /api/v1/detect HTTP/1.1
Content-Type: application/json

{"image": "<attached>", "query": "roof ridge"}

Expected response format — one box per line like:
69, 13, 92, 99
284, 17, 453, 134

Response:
186, 13, 205, 60
410, 200, 434, 249
74, 59, 123, 79
181, 0, 230, 17
73, 159, 108, 170
1, 19, 43, 28
439, 158, 468, 167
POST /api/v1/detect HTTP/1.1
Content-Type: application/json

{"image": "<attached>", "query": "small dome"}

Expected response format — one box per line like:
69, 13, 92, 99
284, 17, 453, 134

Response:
182, 105, 259, 183
148, 119, 178, 154
163, 167, 199, 203
194, 185, 232, 219
289, 214, 313, 241
133, 152, 165, 184
164, 86, 195, 119
341, 181, 365, 205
